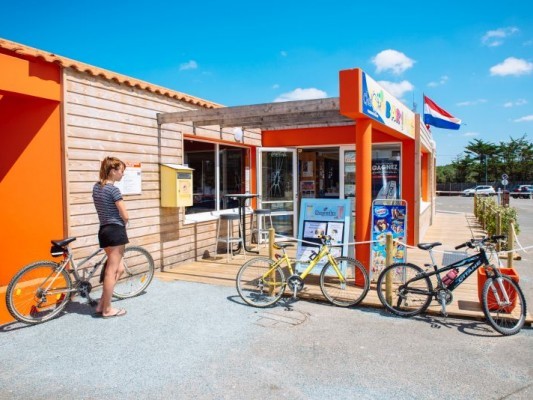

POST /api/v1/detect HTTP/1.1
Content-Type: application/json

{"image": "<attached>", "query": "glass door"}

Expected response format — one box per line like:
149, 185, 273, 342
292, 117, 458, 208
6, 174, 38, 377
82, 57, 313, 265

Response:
257, 148, 298, 236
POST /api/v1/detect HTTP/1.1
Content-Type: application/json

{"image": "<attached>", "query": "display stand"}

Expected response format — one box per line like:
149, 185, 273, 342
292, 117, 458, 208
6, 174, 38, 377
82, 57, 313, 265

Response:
295, 198, 352, 274
370, 199, 408, 280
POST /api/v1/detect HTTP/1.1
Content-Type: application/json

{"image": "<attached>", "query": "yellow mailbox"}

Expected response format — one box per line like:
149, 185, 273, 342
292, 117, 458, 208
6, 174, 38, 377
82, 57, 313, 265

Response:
160, 164, 194, 207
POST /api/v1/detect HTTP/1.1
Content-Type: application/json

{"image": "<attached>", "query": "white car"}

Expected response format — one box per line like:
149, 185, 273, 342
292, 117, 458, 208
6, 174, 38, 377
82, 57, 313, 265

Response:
463, 185, 496, 197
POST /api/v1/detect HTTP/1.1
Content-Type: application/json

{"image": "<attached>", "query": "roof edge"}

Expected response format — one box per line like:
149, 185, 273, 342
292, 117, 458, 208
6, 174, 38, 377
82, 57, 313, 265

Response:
0, 37, 221, 109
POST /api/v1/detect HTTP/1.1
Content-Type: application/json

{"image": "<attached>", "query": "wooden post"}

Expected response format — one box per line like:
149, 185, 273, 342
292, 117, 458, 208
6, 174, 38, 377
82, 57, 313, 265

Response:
474, 193, 477, 216
268, 228, 275, 260
496, 211, 501, 252
481, 201, 486, 230
507, 219, 515, 269
268, 227, 276, 295
385, 233, 393, 304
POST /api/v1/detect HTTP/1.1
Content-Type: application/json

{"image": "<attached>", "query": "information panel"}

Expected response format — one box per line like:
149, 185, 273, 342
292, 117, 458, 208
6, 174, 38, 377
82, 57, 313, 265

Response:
114, 161, 142, 195
296, 198, 352, 274
370, 200, 407, 280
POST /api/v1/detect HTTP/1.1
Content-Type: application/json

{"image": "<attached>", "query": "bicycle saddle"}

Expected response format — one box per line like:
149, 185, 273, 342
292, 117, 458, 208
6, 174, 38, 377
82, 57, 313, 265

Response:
417, 242, 442, 251
51, 237, 77, 247
273, 242, 294, 249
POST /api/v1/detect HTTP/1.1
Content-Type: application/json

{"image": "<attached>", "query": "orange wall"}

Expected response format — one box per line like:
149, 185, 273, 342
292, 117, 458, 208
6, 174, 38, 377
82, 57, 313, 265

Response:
263, 125, 396, 147
0, 53, 63, 324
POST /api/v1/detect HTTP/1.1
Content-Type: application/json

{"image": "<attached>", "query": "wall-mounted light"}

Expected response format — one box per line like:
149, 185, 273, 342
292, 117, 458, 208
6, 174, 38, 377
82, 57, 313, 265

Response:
233, 127, 243, 142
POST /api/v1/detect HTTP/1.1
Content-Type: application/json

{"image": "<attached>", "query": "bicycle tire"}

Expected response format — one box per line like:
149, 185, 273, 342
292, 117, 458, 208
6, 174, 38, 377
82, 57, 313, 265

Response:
112, 246, 155, 299
482, 275, 527, 336
6, 261, 72, 324
320, 257, 369, 307
376, 262, 433, 317
236, 257, 286, 307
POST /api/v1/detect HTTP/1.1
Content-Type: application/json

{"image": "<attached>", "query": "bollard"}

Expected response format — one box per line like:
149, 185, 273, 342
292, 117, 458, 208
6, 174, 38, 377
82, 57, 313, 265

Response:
385, 233, 393, 305
507, 220, 515, 269
268, 227, 276, 295
496, 211, 502, 252
268, 228, 275, 260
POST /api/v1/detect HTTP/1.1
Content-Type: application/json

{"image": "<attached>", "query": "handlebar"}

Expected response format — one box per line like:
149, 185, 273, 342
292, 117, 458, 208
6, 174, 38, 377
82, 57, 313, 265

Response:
454, 235, 506, 250
317, 234, 333, 244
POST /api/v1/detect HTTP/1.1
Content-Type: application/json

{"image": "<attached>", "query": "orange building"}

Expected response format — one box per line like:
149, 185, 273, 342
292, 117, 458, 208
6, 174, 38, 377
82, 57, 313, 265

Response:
0, 38, 435, 324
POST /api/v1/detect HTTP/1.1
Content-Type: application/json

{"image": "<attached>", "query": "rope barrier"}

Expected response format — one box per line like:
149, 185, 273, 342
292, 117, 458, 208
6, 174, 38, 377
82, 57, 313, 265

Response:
273, 233, 378, 247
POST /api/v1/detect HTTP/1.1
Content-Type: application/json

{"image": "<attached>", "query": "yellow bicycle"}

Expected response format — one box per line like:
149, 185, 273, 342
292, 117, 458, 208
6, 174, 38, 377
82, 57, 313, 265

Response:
236, 235, 369, 307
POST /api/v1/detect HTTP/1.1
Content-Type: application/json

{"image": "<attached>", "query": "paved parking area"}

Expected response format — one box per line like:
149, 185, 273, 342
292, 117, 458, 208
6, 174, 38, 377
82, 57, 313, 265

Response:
1, 278, 532, 400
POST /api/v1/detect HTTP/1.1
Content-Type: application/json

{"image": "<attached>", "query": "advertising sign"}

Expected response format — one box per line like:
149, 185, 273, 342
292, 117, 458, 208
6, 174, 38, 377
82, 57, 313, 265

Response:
372, 159, 400, 200
296, 198, 352, 274
361, 72, 415, 139
370, 200, 407, 280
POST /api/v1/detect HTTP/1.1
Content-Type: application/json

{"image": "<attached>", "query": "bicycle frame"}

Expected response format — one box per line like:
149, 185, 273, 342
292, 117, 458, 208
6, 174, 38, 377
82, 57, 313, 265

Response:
42, 247, 106, 296
405, 246, 490, 294
266, 243, 346, 284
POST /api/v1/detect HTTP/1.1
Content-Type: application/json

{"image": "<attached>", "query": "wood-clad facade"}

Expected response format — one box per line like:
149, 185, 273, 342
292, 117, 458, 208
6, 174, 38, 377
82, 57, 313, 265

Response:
62, 69, 261, 269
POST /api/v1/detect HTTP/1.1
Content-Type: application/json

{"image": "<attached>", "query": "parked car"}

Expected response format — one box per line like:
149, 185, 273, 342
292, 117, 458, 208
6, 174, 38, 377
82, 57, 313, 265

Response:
511, 184, 533, 199
462, 185, 496, 197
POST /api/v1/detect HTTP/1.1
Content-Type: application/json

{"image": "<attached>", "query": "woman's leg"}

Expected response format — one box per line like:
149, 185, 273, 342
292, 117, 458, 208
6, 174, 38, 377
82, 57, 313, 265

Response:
96, 245, 126, 316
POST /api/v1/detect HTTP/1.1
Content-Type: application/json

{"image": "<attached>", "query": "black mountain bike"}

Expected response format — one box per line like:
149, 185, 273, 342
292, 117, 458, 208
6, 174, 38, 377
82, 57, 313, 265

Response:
376, 235, 527, 335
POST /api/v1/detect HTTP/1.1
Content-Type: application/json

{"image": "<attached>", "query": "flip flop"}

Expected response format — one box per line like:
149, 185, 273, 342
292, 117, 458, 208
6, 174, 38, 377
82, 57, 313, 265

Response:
102, 309, 127, 319
92, 311, 103, 318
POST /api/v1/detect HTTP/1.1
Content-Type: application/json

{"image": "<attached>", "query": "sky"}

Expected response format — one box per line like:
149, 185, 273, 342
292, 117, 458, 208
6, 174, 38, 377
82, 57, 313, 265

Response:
2, 0, 532, 165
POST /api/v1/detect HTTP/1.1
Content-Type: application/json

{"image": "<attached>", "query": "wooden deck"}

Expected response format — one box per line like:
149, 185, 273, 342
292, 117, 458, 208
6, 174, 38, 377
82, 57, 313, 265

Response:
156, 211, 532, 325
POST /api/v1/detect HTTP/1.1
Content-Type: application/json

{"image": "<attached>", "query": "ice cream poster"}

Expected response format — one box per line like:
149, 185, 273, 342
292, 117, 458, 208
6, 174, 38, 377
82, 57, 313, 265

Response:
370, 202, 407, 280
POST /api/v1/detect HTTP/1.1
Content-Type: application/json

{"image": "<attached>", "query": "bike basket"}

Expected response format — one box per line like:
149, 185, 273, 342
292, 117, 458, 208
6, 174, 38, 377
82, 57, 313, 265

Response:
50, 245, 64, 257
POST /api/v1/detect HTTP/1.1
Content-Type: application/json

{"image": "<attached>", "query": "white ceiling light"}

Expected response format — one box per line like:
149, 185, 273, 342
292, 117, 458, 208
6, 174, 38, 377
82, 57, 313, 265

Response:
233, 127, 243, 141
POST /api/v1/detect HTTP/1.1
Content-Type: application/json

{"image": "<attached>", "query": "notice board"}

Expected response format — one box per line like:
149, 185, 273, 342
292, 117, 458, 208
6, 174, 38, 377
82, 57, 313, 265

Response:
296, 198, 352, 274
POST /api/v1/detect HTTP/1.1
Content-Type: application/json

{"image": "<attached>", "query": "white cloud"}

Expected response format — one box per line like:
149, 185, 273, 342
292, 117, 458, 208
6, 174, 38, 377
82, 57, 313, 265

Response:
463, 132, 479, 137
490, 57, 533, 76
273, 88, 328, 102
456, 99, 488, 106
272, 84, 280, 89
372, 49, 415, 75
514, 115, 533, 122
427, 75, 449, 87
503, 99, 527, 108
377, 80, 414, 98
482, 27, 519, 47
179, 60, 198, 71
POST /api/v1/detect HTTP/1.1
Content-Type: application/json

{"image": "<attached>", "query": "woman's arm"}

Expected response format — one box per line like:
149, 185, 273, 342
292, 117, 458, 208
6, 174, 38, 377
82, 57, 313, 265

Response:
116, 199, 129, 226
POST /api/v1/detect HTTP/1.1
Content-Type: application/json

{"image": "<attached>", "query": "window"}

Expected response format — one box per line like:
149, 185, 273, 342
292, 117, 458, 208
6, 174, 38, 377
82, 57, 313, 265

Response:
184, 140, 248, 215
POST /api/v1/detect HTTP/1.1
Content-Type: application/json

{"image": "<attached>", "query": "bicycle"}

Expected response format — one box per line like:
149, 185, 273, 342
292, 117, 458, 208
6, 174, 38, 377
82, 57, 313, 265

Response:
6, 237, 155, 324
375, 235, 527, 336
236, 234, 370, 308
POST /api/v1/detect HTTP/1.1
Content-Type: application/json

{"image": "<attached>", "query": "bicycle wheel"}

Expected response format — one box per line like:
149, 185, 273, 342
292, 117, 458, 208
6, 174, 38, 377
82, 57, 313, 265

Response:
376, 263, 433, 317
236, 257, 286, 307
320, 257, 370, 307
112, 246, 155, 299
482, 275, 526, 336
6, 261, 72, 324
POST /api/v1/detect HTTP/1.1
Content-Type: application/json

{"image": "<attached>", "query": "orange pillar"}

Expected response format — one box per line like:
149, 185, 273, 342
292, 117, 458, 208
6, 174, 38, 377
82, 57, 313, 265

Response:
355, 118, 372, 271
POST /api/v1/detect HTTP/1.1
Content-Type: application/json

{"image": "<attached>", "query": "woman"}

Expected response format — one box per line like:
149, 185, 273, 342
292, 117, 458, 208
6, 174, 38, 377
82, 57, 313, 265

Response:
93, 157, 129, 318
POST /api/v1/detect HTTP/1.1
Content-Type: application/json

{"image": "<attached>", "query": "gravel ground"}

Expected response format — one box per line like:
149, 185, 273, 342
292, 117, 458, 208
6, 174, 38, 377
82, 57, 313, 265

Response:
1, 278, 532, 400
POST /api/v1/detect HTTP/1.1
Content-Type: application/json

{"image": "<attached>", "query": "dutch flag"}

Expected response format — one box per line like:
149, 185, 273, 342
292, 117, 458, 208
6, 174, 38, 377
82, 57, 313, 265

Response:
423, 95, 461, 130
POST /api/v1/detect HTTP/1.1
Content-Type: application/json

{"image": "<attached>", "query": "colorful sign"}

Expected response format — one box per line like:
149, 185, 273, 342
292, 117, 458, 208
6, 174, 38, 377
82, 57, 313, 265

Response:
370, 200, 407, 280
296, 198, 352, 273
361, 72, 415, 139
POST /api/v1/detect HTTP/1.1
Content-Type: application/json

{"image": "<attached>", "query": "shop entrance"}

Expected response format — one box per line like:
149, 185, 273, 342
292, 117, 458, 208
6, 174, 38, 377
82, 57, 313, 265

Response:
257, 148, 298, 236
297, 147, 355, 203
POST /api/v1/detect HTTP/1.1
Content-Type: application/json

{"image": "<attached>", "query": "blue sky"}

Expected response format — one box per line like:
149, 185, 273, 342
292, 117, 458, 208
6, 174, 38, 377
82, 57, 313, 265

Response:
2, 0, 532, 165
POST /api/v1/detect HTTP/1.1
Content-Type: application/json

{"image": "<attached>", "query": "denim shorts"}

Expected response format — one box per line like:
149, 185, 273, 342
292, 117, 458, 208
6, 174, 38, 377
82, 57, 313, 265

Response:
98, 224, 129, 248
